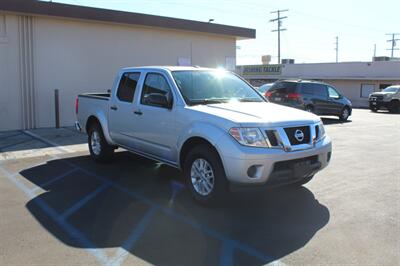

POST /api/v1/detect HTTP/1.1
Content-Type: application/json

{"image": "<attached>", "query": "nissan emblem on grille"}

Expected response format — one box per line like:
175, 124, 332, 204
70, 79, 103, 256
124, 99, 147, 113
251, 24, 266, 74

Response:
294, 129, 304, 142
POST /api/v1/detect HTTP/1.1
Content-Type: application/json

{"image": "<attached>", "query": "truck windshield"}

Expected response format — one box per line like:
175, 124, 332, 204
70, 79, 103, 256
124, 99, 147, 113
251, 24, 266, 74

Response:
172, 70, 265, 105
382, 87, 399, 93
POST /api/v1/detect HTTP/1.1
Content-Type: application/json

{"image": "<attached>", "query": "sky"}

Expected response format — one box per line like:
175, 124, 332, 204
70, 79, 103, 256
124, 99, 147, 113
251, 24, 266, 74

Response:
48, 0, 399, 65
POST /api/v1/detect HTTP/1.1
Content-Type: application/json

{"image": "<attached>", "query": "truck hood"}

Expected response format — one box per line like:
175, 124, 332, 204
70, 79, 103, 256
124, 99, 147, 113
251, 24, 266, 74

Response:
370, 92, 394, 96
188, 102, 320, 127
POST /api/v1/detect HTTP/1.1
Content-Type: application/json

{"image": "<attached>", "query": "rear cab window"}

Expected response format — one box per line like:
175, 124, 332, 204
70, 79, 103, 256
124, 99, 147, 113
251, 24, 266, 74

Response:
116, 72, 141, 102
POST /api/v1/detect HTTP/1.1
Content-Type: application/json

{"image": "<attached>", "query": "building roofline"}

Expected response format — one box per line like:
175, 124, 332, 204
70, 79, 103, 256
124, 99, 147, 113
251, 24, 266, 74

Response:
0, 0, 255, 39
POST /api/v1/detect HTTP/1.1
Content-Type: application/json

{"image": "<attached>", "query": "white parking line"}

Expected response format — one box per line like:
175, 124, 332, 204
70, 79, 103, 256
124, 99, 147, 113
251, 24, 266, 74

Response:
8, 131, 286, 266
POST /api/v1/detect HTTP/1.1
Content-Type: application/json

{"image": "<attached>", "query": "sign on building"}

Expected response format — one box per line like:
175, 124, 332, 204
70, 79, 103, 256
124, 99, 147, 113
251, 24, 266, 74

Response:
241, 64, 282, 76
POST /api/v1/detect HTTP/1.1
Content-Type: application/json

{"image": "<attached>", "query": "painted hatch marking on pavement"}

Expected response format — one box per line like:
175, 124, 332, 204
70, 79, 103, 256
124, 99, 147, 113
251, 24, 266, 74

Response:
0, 129, 285, 266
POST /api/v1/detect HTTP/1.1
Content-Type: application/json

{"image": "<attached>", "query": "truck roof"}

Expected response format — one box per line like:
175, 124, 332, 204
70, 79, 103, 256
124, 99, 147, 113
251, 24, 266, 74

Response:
120, 66, 219, 72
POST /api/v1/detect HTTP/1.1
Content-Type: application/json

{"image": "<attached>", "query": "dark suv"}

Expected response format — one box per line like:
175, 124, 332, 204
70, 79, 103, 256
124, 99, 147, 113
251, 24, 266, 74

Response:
266, 80, 352, 121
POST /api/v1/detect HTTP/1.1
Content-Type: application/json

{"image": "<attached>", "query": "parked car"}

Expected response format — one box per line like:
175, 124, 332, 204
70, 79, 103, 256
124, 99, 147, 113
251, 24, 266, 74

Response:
257, 83, 274, 97
369, 85, 400, 113
266, 80, 352, 121
76, 67, 332, 205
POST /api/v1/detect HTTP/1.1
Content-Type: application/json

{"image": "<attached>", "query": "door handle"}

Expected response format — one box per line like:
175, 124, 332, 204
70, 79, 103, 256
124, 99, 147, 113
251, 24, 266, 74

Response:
134, 110, 143, 115
110, 105, 118, 110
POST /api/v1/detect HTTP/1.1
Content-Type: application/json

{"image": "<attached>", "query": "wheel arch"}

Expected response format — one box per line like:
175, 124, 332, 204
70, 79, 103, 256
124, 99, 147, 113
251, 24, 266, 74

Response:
85, 115, 115, 145
179, 136, 223, 170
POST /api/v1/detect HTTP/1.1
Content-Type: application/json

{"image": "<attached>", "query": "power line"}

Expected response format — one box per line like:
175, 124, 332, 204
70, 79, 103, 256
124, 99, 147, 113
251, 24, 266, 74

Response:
386, 33, 400, 58
270, 9, 288, 64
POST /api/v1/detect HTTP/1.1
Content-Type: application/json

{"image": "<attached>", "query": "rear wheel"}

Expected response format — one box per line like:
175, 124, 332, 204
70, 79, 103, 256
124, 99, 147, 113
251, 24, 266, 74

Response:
183, 145, 227, 206
305, 105, 314, 113
339, 107, 350, 121
88, 123, 114, 162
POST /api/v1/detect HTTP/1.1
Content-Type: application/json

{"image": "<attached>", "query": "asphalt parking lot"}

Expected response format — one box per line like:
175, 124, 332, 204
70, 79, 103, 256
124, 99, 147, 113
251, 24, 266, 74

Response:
0, 109, 399, 266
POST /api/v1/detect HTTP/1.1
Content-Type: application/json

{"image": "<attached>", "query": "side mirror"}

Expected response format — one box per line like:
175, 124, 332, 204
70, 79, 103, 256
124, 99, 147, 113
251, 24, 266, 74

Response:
144, 93, 172, 108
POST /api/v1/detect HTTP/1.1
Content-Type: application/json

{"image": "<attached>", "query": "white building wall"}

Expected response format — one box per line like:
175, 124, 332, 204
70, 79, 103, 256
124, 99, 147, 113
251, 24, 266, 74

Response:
0, 14, 236, 130
0, 14, 22, 131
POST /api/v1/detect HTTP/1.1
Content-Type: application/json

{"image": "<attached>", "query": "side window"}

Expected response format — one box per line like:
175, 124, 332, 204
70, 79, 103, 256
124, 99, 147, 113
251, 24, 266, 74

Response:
116, 72, 140, 102
313, 84, 328, 97
300, 84, 313, 94
141, 73, 172, 107
328, 86, 340, 98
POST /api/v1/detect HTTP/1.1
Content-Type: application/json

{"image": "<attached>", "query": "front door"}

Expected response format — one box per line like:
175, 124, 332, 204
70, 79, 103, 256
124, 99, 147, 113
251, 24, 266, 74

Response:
327, 86, 344, 114
132, 72, 177, 164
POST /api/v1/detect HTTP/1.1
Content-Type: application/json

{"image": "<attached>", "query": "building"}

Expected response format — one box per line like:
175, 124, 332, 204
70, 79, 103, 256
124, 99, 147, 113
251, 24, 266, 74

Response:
0, 0, 255, 131
237, 61, 400, 107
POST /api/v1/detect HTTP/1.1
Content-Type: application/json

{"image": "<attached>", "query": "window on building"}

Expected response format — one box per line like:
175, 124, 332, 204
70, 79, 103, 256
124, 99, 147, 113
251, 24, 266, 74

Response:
360, 84, 374, 98
0, 15, 6, 37
141, 73, 172, 107
116, 72, 141, 102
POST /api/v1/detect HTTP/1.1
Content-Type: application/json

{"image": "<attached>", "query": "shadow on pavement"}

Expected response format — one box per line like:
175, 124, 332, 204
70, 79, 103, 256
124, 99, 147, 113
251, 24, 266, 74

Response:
21, 152, 330, 265
321, 117, 352, 125
0, 128, 86, 153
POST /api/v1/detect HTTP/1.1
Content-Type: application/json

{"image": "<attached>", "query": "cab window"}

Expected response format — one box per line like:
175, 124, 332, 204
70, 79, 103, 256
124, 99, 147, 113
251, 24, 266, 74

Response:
141, 73, 172, 107
116, 72, 141, 102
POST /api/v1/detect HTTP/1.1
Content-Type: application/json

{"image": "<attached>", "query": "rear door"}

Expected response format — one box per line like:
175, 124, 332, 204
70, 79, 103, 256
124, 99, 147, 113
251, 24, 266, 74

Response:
300, 83, 329, 114
108, 72, 142, 148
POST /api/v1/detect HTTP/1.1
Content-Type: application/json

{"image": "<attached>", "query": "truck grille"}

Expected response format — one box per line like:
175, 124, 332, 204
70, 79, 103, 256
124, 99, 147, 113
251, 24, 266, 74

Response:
284, 126, 310, 145
371, 95, 383, 101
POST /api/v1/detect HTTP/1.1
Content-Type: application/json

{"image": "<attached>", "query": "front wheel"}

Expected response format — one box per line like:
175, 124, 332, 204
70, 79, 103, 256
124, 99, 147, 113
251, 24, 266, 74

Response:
183, 145, 227, 206
88, 123, 114, 163
388, 101, 400, 113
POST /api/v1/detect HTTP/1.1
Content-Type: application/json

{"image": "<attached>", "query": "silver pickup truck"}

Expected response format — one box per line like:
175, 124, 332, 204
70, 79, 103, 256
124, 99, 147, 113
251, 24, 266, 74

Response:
76, 66, 332, 205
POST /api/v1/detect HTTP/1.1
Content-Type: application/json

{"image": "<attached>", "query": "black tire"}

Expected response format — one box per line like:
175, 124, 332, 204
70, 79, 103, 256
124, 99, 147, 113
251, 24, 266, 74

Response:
370, 107, 378, 112
88, 123, 114, 163
183, 145, 228, 206
388, 101, 400, 113
339, 106, 350, 121
305, 105, 314, 113
290, 175, 314, 186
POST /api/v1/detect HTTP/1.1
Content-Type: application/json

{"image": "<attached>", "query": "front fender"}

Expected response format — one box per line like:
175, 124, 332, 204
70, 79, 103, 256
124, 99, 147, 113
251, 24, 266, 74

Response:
177, 122, 227, 163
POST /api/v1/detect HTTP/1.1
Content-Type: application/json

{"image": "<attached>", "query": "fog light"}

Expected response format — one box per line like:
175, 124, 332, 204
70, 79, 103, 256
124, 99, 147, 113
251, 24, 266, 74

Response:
247, 165, 262, 178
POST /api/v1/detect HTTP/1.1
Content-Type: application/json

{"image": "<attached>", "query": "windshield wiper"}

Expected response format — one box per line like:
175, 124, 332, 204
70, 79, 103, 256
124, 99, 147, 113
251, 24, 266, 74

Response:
189, 98, 229, 105
238, 98, 263, 102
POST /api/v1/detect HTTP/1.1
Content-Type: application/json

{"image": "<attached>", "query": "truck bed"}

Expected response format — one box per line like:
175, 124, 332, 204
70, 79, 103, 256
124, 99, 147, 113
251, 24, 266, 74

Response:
79, 93, 110, 100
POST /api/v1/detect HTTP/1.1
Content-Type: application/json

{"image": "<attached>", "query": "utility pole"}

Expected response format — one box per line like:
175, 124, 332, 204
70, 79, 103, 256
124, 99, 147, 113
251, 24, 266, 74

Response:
374, 44, 376, 57
270, 9, 288, 64
386, 33, 400, 58
334, 36, 339, 63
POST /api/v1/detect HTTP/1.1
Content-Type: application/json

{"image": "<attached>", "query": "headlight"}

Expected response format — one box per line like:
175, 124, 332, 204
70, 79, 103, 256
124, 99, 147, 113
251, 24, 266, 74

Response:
229, 127, 269, 147
317, 122, 326, 140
